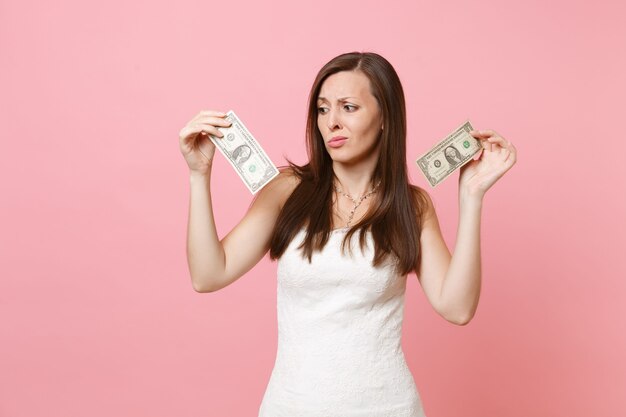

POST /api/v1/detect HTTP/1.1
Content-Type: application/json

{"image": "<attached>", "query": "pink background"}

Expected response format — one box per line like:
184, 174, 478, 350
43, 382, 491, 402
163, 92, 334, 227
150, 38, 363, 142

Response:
1, 0, 625, 416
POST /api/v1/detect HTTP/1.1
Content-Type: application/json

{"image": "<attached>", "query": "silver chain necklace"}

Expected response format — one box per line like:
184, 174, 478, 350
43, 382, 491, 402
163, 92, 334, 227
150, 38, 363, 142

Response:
333, 180, 381, 228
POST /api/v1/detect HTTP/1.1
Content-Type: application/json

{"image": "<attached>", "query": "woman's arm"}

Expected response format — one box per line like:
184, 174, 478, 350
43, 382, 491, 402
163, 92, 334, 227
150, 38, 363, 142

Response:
186, 169, 225, 292
416, 128, 517, 325
416, 191, 481, 326
438, 194, 483, 325
186, 167, 297, 292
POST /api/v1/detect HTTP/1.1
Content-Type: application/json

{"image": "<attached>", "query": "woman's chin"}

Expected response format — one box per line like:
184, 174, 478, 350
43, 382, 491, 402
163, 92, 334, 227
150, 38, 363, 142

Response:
329, 155, 360, 166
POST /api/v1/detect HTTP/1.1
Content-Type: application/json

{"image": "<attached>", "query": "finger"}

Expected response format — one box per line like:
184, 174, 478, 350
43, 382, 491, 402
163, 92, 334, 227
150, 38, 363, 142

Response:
470, 129, 498, 138
180, 125, 222, 142
193, 123, 225, 138
197, 109, 227, 118
487, 135, 511, 148
505, 143, 517, 164
190, 110, 228, 124
194, 115, 233, 128
504, 150, 517, 166
179, 126, 202, 142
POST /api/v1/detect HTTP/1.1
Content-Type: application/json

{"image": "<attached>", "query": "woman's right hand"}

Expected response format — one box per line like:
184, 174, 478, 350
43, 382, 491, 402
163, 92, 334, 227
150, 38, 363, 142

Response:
179, 110, 232, 175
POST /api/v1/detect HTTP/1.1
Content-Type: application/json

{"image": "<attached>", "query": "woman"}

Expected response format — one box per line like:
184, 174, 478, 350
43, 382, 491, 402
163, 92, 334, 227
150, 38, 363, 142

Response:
178, 51, 517, 417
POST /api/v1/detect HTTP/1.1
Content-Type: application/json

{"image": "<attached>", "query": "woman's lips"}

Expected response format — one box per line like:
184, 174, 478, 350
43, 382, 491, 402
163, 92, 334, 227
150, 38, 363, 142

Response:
328, 138, 348, 148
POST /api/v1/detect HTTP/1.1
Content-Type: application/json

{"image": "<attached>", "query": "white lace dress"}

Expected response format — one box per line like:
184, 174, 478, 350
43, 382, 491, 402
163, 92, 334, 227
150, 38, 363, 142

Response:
258, 227, 427, 417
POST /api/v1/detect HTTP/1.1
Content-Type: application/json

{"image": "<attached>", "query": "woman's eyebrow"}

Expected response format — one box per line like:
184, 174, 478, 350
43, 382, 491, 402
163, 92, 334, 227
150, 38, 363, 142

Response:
317, 96, 358, 102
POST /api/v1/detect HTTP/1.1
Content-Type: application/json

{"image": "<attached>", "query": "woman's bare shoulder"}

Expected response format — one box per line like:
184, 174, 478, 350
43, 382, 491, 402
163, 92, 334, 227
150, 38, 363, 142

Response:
263, 166, 302, 208
409, 183, 430, 203
409, 183, 436, 219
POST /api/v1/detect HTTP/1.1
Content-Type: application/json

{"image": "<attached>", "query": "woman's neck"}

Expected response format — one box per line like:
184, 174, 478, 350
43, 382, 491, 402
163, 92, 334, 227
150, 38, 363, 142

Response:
332, 162, 378, 198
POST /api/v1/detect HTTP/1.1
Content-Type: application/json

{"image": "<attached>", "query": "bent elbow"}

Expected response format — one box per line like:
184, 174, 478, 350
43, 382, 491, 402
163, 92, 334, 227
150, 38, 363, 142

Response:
452, 312, 474, 326
191, 278, 217, 293
453, 317, 471, 326
192, 283, 208, 293
441, 309, 474, 326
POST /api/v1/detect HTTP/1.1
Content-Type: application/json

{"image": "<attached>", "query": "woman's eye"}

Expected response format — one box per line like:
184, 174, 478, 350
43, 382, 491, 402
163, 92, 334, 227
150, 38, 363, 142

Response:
317, 107, 328, 114
344, 105, 357, 111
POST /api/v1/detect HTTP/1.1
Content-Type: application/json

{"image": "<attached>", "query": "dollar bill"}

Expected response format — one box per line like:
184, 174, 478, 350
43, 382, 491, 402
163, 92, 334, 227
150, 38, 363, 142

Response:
208, 110, 279, 194
415, 120, 481, 187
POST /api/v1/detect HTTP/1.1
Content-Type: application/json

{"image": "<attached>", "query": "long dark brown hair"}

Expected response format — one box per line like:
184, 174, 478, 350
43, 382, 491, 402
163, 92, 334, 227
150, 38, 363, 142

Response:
267, 51, 429, 276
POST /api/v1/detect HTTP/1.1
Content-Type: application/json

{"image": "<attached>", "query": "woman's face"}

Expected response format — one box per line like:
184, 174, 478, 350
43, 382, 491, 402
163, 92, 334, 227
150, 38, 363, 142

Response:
317, 70, 383, 164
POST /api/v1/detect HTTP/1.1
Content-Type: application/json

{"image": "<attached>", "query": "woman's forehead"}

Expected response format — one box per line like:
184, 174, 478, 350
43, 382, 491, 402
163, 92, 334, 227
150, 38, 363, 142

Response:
318, 72, 372, 100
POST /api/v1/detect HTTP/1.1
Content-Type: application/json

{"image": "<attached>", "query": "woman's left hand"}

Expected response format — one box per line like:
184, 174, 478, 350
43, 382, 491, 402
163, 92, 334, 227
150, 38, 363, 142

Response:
458, 129, 517, 199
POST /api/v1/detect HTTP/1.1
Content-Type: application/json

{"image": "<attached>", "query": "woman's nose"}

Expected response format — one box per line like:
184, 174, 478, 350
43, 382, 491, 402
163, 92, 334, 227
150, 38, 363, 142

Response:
327, 108, 341, 130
